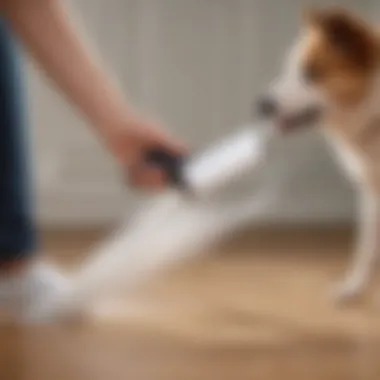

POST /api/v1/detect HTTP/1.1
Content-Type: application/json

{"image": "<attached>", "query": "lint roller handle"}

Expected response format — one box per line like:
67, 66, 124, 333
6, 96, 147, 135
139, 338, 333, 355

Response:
145, 148, 188, 188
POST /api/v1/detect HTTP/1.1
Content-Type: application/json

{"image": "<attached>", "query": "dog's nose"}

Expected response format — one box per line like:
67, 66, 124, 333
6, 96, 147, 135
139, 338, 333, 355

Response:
256, 96, 278, 118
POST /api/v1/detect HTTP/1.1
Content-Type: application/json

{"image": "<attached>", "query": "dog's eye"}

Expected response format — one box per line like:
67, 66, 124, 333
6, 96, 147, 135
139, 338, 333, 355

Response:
303, 64, 324, 83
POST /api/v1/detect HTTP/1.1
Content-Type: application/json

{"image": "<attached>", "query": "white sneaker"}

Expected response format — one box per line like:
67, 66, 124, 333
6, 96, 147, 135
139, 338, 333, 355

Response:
0, 262, 73, 324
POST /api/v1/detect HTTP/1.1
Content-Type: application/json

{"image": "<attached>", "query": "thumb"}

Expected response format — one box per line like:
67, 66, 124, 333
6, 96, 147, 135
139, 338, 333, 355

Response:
148, 128, 189, 155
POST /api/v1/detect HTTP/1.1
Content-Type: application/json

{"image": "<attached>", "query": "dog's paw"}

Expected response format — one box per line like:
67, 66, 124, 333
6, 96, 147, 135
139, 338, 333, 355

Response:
331, 279, 364, 304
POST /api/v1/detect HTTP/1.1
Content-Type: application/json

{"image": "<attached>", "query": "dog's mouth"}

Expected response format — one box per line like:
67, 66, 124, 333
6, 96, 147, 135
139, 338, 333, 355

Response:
276, 106, 323, 133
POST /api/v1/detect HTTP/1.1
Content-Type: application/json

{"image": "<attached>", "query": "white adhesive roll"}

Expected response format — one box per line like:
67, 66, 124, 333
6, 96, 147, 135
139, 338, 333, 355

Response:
183, 123, 273, 197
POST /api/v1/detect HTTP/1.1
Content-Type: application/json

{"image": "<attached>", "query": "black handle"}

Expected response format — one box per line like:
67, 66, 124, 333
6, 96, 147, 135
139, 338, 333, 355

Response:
145, 148, 187, 188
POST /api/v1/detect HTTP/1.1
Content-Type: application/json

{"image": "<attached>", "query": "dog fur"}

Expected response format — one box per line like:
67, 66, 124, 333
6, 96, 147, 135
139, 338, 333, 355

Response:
262, 7, 380, 302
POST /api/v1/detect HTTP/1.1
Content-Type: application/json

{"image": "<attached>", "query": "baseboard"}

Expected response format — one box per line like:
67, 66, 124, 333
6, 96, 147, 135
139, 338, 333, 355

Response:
41, 222, 354, 245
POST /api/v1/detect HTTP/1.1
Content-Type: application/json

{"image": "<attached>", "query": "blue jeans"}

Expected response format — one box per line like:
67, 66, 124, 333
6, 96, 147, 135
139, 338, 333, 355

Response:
0, 20, 36, 262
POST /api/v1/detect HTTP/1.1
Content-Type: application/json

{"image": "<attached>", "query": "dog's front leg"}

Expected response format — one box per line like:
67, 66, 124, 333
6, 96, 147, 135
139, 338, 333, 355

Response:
333, 188, 380, 302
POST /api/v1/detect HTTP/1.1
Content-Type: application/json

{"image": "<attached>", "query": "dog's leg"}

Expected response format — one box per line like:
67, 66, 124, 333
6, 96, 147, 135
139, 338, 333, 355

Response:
333, 188, 380, 302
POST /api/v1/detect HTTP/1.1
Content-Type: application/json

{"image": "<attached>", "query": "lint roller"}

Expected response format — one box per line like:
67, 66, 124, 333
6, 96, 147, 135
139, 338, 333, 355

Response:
146, 121, 275, 198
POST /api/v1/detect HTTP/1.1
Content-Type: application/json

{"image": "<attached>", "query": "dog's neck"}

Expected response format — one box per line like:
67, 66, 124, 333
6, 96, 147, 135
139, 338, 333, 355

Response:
323, 69, 380, 140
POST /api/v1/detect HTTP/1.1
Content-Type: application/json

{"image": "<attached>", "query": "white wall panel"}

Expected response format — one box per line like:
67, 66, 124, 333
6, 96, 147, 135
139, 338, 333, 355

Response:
27, 0, 368, 226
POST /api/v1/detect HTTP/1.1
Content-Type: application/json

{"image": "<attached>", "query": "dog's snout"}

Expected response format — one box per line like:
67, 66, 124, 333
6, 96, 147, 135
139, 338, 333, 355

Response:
256, 96, 278, 118
293, 105, 322, 127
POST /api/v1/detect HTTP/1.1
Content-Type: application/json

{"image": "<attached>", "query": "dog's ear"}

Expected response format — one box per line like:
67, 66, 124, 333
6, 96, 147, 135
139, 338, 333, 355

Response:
304, 8, 378, 69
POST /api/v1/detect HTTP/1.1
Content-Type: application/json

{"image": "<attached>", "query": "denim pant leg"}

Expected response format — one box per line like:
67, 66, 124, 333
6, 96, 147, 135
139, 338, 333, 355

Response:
0, 20, 37, 262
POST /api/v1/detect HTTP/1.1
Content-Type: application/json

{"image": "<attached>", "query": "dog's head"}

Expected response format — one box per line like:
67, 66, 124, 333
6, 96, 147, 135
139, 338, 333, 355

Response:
256, 8, 380, 132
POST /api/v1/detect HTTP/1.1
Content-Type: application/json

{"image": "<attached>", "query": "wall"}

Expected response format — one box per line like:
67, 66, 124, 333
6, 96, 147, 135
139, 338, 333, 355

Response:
27, 0, 370, 227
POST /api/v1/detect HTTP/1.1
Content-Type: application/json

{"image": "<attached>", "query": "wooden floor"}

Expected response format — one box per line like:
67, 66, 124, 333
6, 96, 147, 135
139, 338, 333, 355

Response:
1, 227, 380, 380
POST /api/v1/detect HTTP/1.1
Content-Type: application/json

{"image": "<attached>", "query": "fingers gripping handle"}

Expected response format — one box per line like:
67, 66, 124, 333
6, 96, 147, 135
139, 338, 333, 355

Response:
145, 148, 188, 189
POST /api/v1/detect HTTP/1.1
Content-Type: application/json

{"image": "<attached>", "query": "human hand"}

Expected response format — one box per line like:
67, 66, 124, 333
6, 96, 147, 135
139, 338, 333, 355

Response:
105, 114, 188, 191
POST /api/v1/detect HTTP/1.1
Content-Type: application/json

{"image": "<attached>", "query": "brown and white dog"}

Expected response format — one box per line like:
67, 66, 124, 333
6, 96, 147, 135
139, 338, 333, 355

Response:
257, 8, 380, 302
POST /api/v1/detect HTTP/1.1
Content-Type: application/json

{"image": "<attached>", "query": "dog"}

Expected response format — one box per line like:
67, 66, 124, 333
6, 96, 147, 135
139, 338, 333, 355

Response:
256, 7, 380, 302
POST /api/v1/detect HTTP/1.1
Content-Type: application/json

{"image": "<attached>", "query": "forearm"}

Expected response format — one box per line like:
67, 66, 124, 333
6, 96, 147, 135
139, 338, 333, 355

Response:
2, 0, 131, 136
